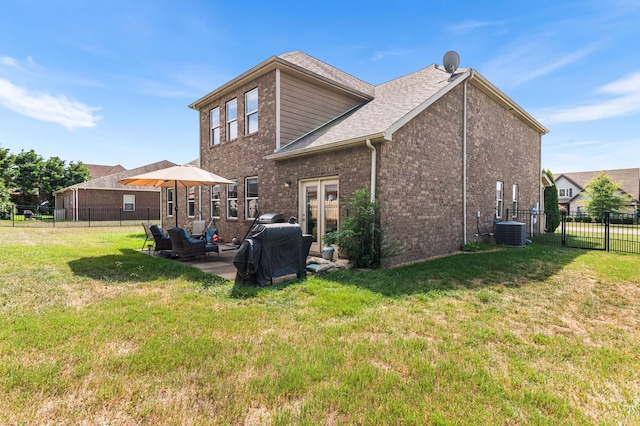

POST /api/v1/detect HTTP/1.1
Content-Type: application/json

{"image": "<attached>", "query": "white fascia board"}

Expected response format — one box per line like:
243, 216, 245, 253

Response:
265, 132, 387, 161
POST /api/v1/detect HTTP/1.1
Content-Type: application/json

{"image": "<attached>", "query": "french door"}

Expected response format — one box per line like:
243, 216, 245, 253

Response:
300, 178, 339, 253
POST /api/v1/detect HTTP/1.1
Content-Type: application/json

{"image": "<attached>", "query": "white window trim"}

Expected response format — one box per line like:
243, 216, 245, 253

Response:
245, 176, 259, 219
210, 107, 220, 146
227, 179, 238, 220
167, 188, 174, 217
211, 184, 221, 218
123, 194, 135, 211
245, 88, 258, 135
226, 98, 237, 141
187, 187, 196, 218
496, 181, 504, 219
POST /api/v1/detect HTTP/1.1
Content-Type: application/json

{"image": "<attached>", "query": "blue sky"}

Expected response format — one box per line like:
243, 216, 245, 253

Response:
1, 0, 639, 173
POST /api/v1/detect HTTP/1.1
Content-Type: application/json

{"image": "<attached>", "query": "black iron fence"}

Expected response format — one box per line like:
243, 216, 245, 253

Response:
507, 209, 640, 255
0, 204, 160, 227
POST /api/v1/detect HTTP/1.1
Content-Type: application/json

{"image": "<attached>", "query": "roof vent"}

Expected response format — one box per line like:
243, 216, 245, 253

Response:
495, 221, 526, 247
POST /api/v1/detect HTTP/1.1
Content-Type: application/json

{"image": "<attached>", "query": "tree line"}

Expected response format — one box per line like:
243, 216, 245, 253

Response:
0, 144, 90, 207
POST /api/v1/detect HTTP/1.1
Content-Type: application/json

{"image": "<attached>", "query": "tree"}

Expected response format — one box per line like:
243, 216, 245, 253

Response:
11, 149, 44, 205
582, 172, 633, 221
543, 169, 561, 232
65, 161, 91, 186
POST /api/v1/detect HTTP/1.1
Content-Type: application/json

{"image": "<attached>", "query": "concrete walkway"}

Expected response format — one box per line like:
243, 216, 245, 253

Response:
151, 245, 240, 281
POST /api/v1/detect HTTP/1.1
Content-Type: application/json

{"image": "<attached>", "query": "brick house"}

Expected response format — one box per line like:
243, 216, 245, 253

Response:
554, 168, 639, 215
180, 51, 547, 267
55, 160, 176, 222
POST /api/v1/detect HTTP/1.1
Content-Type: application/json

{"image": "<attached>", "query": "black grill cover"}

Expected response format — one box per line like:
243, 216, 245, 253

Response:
233, 223, 313, 286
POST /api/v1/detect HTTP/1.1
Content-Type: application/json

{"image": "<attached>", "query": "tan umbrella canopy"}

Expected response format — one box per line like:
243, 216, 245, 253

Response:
119, 164, 233, 227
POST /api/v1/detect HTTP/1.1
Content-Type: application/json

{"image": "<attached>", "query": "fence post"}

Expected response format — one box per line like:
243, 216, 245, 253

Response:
119, 208, 122, 226
88, 208, 91, 227
561, 210, 567, 246
604, 211, 610, 252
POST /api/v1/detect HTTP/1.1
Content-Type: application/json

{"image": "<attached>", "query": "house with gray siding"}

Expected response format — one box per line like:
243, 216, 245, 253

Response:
554, 168, 639, 215
181, 51, 547, 267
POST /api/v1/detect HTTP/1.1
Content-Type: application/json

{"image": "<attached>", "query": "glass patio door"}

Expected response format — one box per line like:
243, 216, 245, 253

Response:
300, 179, 339, 253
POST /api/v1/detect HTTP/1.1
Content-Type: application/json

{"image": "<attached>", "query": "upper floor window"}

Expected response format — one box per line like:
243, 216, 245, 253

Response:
211, 184, 221, 218
226, 98, 237, 141
210, 107, 220, 145
227, 179, 238, 219
123, 194, 135, 211
558, 188, 573, 197
245, 177, 259, 219
167, 188, 174, 217
496, 181, 504, 219
245, 88, 258, 135
188, 187, 196, 217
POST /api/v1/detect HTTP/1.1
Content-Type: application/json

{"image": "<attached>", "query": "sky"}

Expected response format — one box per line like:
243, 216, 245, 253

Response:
1, 0, 639, 174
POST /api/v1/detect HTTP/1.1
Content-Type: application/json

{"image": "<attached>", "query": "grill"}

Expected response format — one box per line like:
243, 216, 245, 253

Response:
256, 213, 286, 224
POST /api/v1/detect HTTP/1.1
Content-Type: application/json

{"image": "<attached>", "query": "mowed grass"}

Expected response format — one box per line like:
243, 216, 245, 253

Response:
1, 227, 639, 424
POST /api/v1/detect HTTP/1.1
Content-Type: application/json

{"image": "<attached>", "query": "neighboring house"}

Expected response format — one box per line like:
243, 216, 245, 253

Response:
84, 163, 127, 179
180, 51, 547, 267
55, 160, 176, 221
554, 168, 640, 215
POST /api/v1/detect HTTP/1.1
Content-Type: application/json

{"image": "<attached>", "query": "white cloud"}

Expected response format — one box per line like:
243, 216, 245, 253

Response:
370, 48, 411, 62
0, 78, 101, 129
445, 20, 503, 35
538, 71, 640, 123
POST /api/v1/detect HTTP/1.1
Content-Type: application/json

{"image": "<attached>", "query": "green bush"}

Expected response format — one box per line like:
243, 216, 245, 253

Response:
323, 187, 388, 269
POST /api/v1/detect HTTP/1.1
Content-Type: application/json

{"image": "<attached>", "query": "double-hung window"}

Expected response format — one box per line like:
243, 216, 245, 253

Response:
227, 179, 238, 219
123, 194, 135, 211
167, 188, 174, 217
188, 187, 196, 217
245, 177, 259, 219
211, 184, 221, 218
245, 88, 258, 135
226, 99, 237, 141
558, 188, 573, 197
210, 107, 220, 145
496, 181, 504, 219
512, 184, 519, 218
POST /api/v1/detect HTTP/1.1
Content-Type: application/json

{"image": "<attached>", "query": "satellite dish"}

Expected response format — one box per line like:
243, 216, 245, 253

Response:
443, 51, 460, 75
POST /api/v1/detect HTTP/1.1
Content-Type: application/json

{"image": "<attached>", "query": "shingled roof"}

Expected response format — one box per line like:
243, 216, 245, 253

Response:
554, 168, 640, 201
55, 160, 177, 193
84, 164, 127, 179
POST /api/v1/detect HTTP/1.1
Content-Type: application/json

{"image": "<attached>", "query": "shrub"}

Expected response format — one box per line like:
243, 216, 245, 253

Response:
323, 186, 389, 269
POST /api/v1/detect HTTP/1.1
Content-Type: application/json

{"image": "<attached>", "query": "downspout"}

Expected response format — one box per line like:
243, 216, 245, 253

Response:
365, 139, 376, 202
463, 80, 468, 245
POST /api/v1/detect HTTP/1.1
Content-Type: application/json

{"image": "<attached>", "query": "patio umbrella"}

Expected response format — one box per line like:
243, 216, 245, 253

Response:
118, 164, 233, 227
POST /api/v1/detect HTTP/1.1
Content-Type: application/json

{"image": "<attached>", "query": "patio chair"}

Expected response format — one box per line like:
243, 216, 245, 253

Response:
141, 222, 154, 249
168, 227, 218, 260
191, 220, 206, 239
150, 224, 172, 253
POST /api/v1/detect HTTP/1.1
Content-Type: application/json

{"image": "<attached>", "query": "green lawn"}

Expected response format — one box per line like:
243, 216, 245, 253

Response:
1, 227, 639, 424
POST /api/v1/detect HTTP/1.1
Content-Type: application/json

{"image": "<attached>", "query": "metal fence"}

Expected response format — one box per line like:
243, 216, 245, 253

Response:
0, 204, 161, 227
507, 209, 640, 255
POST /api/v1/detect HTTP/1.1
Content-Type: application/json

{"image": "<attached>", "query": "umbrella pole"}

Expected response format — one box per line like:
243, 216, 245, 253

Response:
174, 181, 179, 228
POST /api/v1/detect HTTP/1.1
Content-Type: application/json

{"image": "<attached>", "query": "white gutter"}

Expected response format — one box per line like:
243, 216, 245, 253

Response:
365, 139, 376, 202
463, 81, 468, 245
276, 68, 281, 150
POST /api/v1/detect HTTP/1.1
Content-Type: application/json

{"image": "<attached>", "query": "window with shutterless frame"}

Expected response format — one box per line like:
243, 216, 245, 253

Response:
167, 188, 174, 217
245, 88, 258, 135
245, 176, 259, 219
123, 194, 135, 211
496, 181, 504, 219
227, 179, 238, 219
211, 184, 221, 218
512, 184, 519, 217
210, 107, 220, 145
226, 98, 237, 141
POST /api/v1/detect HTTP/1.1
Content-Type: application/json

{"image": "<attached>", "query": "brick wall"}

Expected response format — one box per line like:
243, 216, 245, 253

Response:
378, 83, 541, 267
